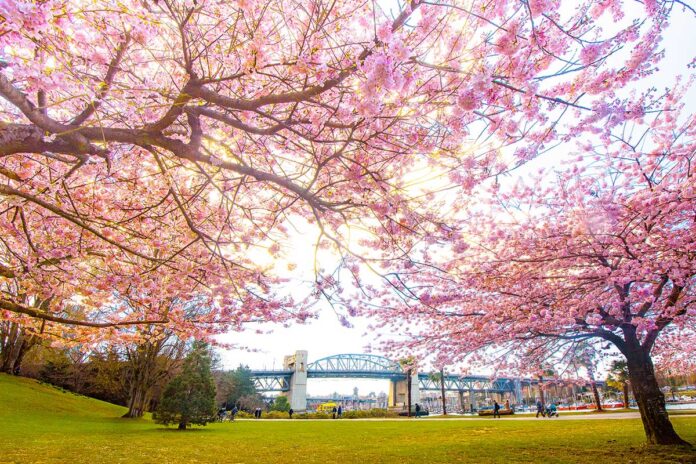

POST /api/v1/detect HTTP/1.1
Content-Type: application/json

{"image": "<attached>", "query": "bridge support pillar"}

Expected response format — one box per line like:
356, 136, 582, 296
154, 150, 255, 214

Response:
513, 379, 522, 405
388, 372, 420, 409
284, 350, 308, 412
411, 371, 420, 407
469, 388, 477, 412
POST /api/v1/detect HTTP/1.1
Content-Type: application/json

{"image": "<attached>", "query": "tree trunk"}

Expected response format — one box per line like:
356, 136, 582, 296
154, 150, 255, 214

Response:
538, 376, 545, 406
123, 342, 159, 418
626, 350, 689, 446
407, 370, 412, 418
591, 382, 603, 412
0, 322, 26, 374
1, 316, 42, 375
440, 368, 447, 416
623, 383, 630, 409
124, 382, 148, 418
11, 337, 32, 375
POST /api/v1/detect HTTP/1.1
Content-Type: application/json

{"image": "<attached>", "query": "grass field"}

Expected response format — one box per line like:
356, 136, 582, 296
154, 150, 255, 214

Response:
1, 374, 695, 464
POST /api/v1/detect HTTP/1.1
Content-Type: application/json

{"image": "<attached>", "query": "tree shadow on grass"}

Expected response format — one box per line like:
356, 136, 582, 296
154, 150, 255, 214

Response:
153, 427, 215, 433
627, 444, 696, 463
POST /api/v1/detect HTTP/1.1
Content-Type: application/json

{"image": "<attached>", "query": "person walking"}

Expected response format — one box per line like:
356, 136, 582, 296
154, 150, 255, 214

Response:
536, 399, 545, 418
415, 403, 421, 418
493, 401, 501, 419
331, 406, 337, 419
231, 406, 238, 422
337, 405, 342, 419
288, 408, 294, 419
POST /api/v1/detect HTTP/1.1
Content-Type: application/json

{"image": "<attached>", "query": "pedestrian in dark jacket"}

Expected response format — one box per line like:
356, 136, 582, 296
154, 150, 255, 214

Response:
493, 401, 501, 418
289, 408, 294, 419
536, 400, 545, 418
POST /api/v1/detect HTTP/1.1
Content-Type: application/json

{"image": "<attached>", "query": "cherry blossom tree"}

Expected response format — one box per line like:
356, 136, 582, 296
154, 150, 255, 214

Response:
0, 0, 676, 337
378, 90, 695, 445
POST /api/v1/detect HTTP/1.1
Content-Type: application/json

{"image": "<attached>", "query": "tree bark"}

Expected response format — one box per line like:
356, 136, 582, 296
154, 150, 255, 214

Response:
123, 341, 158, 418
591, 382, 603, 412
538, 375, 545, 406
124, 382, 148, 418
1, 319, 42, 375
626, 350, 689, 446
440, 369, 447, 415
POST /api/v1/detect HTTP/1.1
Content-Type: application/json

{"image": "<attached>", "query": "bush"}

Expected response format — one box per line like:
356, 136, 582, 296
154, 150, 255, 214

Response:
237, 408, 398, 420
293, 412, 331, 419
270, 395, 290, 412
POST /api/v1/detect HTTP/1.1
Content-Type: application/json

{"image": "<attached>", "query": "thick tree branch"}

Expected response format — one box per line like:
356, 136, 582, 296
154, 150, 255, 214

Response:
0, 299, 168, 328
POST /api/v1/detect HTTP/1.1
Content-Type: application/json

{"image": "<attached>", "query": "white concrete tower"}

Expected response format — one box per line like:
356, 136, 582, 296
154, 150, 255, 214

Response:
284, 350, 308, 412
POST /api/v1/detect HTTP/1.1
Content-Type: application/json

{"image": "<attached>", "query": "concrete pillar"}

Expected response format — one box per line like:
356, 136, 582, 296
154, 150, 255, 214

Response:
513, 379, 522, 405
284, 350, 308, 412
469, 389, 477, 411
388, 372, 420, 409
458, 390, 465, 413
388, 378, 408, 407
410, 371, 420, 407
388, 379, 398, 407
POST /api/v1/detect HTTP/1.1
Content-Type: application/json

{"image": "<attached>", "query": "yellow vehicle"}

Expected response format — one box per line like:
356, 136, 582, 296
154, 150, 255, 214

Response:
316, 402, 338, 413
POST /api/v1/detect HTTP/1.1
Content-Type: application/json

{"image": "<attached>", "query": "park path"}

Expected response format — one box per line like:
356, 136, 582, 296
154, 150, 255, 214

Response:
237, 412, 696, 422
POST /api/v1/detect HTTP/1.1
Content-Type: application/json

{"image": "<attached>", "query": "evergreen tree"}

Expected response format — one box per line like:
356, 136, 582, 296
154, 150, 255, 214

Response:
153, 341, 216, 430
271, 395, 290, 412
217, 365, 258, 409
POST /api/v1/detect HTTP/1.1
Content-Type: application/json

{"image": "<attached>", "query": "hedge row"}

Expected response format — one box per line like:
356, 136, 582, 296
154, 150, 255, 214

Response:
233, 409, 400, 419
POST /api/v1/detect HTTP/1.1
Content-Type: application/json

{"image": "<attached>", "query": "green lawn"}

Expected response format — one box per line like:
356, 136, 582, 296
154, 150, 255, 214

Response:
1, 374, 695, 464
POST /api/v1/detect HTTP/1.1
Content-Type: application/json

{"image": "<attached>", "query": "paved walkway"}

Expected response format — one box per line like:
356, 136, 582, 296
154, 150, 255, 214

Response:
237, 412, 696, 422
426, 412, 664, 421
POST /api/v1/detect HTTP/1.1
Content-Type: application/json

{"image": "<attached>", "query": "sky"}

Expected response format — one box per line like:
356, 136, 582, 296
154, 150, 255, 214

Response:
214, 5, 696, 396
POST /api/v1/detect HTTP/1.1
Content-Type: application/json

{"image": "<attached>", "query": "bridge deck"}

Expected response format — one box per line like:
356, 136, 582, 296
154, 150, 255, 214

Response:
248, 354, 602, 393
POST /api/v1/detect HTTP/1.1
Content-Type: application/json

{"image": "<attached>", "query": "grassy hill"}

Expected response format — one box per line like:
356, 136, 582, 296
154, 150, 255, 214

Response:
1, 373, 695, 463
1, 373, 127, 423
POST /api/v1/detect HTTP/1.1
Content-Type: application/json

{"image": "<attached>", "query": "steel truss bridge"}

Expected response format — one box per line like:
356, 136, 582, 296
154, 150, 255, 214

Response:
250, 353, 526, 394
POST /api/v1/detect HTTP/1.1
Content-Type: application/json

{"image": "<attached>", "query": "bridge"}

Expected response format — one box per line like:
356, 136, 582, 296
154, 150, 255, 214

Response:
250, 351, 542, 412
